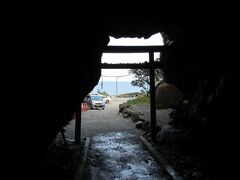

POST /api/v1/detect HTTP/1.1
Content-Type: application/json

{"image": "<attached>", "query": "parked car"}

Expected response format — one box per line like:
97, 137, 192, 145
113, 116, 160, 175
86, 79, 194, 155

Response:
84, 94, 105, 110
102, 95, 111, 104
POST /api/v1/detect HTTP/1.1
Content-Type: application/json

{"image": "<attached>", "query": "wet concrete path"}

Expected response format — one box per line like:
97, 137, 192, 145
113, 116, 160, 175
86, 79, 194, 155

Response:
84, 132, 171, 180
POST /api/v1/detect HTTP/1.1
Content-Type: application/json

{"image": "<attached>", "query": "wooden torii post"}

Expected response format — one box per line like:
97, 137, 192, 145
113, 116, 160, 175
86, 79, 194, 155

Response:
75, 109, 81, 144
75, 102, 89, 144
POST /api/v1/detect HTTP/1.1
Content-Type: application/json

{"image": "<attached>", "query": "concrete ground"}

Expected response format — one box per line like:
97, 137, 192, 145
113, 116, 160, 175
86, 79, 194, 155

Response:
63, 97, 140, 140
61, 97, 173, 179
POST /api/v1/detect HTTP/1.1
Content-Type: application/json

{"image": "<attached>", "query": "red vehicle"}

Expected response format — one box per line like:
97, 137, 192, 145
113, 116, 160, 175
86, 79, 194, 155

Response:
81, 102, 89, 111
71, 102, 89, 120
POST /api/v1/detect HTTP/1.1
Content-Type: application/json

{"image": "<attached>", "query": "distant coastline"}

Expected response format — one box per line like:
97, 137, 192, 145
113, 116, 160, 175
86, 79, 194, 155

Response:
92, 81, 142, 96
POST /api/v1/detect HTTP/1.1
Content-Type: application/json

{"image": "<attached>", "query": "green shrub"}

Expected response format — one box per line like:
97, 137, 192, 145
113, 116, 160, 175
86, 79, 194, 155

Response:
125, 95, 150, 106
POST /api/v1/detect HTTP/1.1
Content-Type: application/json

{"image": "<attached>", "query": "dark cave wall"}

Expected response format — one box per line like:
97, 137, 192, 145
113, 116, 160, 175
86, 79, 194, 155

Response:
34, 18, 109, 149
161, 24, 239, 171
10, 15, 110, 177
8, 8, 239, 178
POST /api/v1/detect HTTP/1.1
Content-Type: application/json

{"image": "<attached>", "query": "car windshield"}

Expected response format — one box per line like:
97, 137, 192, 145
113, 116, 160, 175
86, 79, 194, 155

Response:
91, 95, 103, 101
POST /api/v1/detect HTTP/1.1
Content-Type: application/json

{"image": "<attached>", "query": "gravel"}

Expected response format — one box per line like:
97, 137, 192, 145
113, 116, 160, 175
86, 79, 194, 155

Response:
63, 97, 141, 140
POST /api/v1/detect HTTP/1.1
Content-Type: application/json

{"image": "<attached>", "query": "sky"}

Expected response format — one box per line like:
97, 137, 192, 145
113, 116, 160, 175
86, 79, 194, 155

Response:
101, 33, 163, 81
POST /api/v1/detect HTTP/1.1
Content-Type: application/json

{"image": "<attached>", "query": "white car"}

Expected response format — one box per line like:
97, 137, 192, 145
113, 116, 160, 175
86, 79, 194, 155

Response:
102, 95, 111, 104
87, 94, 105, 110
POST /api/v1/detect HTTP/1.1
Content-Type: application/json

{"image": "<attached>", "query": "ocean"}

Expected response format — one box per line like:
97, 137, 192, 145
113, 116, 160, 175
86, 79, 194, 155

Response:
92, 81, 142, 96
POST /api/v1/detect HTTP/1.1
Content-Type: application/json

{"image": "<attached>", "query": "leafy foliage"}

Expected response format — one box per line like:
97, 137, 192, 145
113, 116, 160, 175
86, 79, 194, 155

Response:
125, 94, 150, 106
97, 89, 109, 96
129, 63, 164, 94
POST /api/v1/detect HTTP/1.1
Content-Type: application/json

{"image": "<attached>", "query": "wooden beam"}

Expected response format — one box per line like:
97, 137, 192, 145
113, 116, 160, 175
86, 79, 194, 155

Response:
101, 62, 164, 69
104, 45, 168, 53
74, 137, 91, 180
140, 136, 183, 180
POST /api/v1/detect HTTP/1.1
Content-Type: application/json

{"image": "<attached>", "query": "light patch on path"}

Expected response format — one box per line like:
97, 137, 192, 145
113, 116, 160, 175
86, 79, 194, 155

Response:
84, 132, 171, 180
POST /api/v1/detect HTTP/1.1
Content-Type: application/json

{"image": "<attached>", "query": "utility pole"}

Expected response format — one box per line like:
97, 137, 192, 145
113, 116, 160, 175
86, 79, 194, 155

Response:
101, 76, 103, 90
116, 77, 118, 97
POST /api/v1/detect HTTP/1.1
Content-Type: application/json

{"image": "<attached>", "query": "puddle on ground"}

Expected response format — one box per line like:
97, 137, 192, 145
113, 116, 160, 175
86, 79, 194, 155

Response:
85, 132, 171, 180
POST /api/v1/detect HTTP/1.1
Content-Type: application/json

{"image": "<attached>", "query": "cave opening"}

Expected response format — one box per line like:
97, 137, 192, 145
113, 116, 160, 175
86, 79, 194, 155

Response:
69, 32, 167, 143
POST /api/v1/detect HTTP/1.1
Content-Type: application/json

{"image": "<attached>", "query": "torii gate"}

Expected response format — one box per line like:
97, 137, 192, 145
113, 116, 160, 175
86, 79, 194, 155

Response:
75, 45, 168, 143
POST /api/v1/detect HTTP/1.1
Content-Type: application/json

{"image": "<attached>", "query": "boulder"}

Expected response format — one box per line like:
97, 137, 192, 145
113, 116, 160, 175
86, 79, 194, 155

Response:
156, 83, 182, 109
